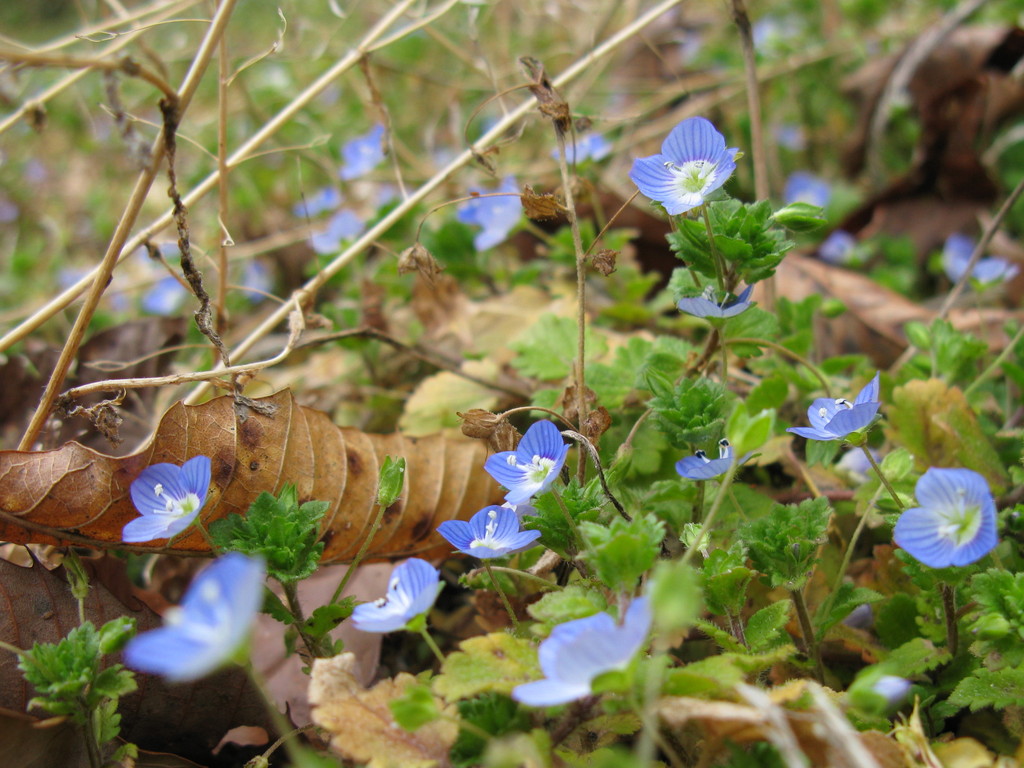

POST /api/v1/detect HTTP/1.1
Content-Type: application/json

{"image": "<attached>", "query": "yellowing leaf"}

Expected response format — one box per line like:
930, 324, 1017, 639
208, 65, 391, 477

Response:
433, 632, 540, 701
309, 653, 457, 768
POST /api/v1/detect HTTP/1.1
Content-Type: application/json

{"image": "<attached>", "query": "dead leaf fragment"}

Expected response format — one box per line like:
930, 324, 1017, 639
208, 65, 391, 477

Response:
309, 653, 457, 768
521, 185, 565, 221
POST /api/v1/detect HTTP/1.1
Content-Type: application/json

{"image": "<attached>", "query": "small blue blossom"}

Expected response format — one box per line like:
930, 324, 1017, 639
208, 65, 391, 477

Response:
554, 134, 612, 164
784, 171, 830, 208
239, 260, 273, 303
483, 420, 570, 504
629, 117, 739, 216
142, 276, 188, 315
457, 176, 521, 251
677, 285, 754, 319
942, 233, 1019, 286
818, 230, 857, 265
124, 553, 265, 682
293, 186, 341, 218
872, 676, 912, 706
774, 123, 806, 152
123, 456, 212, 543
676, 439, 749, 480
786, 372, 880, 442
350, 558, 442, 633
752, 15, 801, 54
835, 447, 879, 485
512, 597, 651, 707
893, 468, 997, 568
437, 505, 542, 558
339, 124, 385, 181
310, 209, 364, 254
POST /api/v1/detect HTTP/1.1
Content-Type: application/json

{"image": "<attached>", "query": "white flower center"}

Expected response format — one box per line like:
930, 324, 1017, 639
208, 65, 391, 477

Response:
665, 159, 719, 195
937, 487, 982, 546
522, 455, 555, 484
152, 483, 199, 519
835, 398, 853, 410
469, 516, 502, 550
718, 439, 732, 460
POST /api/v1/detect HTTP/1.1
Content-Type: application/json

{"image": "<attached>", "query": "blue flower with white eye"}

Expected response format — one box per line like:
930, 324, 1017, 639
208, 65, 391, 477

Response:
293, 186, 341, 218
676, 439, 750, 480
123, 553, 265, 682
310, 209, 364, 254
483, 420, 570, 505
819, 230, 857, 265
437, 505, 542, 559
339, 124, 385, 181
123, 456, 212, 543
457, 176, 521, 251
513, 597, 651, 707
893, 468, 997, 568
784, 171, 830, 208
629, 117, 739, 216
787, 372, 880, 442
554, 134, 612, 164
942, 233, 1019, 286
677, 285, 754, 319
350, 558, 442, 633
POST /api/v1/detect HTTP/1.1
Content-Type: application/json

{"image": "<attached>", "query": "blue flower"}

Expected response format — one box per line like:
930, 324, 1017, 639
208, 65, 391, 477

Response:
893, 468, 997, 568
483, 420, 570, 504
293, 186, 341, 218
629, 117, 739, 216
818, 230, 857, 265
339, 124, 385, 181
872, 675, 912, 706
123, 553, 265, 682
835, 447, 879, 485
512, 597, 651, 707
677, 285, 754, 319
554, 134, 612, 164
350, 558, 442, 633
239, 260, 273, 304
786, 372, 880, 442
142, 276, 188, 315
457, 176, 521, 251
437, 505, 541, 558
310, 209, 364, 254
942, 233, 1019, 286
784, 172, 830, 208
676, 439, 749, 480
774, 123, 806, 152
123, 456, 212, 543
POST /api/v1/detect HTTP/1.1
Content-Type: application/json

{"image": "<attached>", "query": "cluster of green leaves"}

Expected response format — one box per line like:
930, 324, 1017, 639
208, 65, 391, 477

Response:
18, 618, 138, 764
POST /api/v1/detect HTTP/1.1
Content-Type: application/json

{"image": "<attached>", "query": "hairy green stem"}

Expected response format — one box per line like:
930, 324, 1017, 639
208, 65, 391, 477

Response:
332, 501, 388, 604
790, 587, 825, 684
681, 458, 740, 567
963, 322, 1024, 399
483, 561, 521, 634
281, 580, 330, 659
698, 203, 726, 291
941, 583, 959, 657
861, 445, 904, 511
819, 483, 884, 624
418, 627, 446, 665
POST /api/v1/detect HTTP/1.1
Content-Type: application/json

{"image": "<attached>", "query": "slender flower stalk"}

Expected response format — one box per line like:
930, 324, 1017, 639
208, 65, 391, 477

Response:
860, 445, 904, 511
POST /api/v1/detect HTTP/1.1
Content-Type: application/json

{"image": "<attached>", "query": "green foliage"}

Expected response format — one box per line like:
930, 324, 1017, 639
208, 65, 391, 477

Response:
434, 633, 540, 701
526, 478, 603, 556
302, 599, 356, 647
527, 585, 607, 626
647, 375, 731, 449
209, 484, 327, 584
949, 668, 1024, 712
451, 694, 531, 768
906, 319, 989, 386
881, 638, 950, 677
509, 314, 608, 380
739, 497, 832, 590
967, 570, 1024, 670
815, 583, 884, 639
648, 559, 702, 633
376, 455, 407, 508
667, 199, 793, 283
390, 683, 441, 730
580, 514, 664, 592
745, 600, 792, 653
19, 620, 138, 759
727, 406, 775, 455
721, 742, 787, 768
701, 545, 752, 616
771, 201, 827, 232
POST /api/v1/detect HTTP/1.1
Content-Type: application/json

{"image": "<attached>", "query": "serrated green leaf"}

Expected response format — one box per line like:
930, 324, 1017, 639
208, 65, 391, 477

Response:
580, 514, 664, 592
303, 599, 356, 640
649, 376, 731, 449
739, 497, 832, 590
701, 546, 752, 616
949, 668, 1024, 712
746, 600, 792, 653
434, 633, 540, 701
527, 585, 607, 625
509, 314, 608, 380
815, 583, 883, 639
881, 638, 950, 676
649, 559, 702, 633
745, 376, 789, 414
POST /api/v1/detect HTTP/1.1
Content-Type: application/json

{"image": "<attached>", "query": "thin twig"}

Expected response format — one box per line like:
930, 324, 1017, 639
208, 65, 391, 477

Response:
561, 429, 630, 521
728, 0, 768, 201
17, 0, 240, 450
0, 51, 177, 99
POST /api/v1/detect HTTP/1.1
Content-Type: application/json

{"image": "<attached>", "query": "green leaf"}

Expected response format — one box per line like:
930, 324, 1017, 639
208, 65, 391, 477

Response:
745, 375, 789, 414
389, 683, 441, 731
648, 559, 702, 633
966, 570, 1024, 669
262, 588, 294, 624
701, 545, 752, 616
722, 308, 781, 359
648, 376, 731, 449
886, 379, 1009, 490
434, 633, 540, 701
746, 601, 792, 653
739, 497, 832, 590
880, 638, 951, 677
771, 202, 827, 232
815, 583, 884, 639
527, 586, 607, 626
376, 456, 406, 509
303, 599, 356, 641
526, 478, 603, 557
452, 694, 531, 768
580, 514, 665, 592
949, 668, 1024, 712
209, 484, 327, 584
727, 407, 775, 456
509, 314, 608, 380
806, 439, 841, 468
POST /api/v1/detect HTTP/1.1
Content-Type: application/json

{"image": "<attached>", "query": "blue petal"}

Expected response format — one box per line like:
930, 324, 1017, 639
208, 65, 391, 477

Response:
916, 468, 992, 513
806, 398, 839, 431
124, 627, 220, 682
122, 514, 178, 543
180, 456, 212, 501
130, 463, 188, 515
661, 117, 726, 165
339, 125, 385, 180
826, 401, 879, 436
512, 678, 590, 707
676, 456, 730, 480
436, 519, 474, 551
628, 156, 687, 212
786, 426, 837, 441
676, 296, 721, 317
854, 372, 880, 407
393, 558, 441, 615
517, 420, 567, 463
893, 506, 957, 568
351, 600, 412, 633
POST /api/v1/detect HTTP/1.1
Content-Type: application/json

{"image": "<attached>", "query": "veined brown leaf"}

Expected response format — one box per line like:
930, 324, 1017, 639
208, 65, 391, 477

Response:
0, 390, 501, 562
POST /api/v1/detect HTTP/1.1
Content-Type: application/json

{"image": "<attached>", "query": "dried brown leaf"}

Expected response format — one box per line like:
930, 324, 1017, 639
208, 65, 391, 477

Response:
309, 653, 457, 768
0, 389, 501, 562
